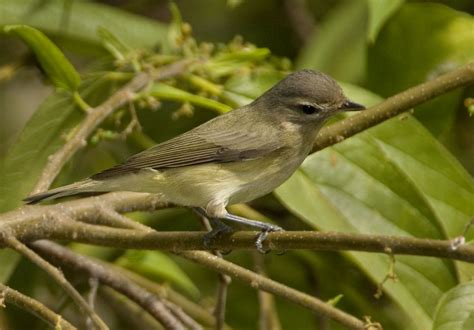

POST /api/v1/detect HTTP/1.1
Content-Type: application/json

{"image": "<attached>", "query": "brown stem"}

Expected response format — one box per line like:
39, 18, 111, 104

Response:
0, 236, 108, 330
162, 300, 203, 330
121, 267, 220, 328
253, 252, 281, 330
99, 287, 165, 330
177, 251, 366, 329
5, 217, 473, 262
0, 283, 76, 330
313, 62, 474, 152
195, 212, 231, 330
30, 240, 186, 330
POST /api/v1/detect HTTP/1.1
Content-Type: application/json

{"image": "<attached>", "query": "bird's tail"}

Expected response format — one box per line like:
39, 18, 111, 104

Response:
24, 179, 100, 204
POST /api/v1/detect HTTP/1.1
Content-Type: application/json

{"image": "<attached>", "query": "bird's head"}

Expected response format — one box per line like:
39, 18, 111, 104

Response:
254, 70, 365, 124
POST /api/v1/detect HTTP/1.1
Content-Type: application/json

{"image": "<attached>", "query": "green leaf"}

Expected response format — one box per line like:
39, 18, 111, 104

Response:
368, 3, 474, 136
116, 250, 200, 298
0, 0, 168, 50
367, 0, 404, 42
222, 69, 285, 106
296, 0, 368, 83
97, 27, 131, 61
0, 76, 115, 213
275, 84, 474, 328
433, 282, 474, 330
0, 92, 80, 212
3, 24, 80, 91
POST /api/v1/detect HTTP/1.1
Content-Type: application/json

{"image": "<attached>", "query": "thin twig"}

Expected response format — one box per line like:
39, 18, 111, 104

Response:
313, 62, 474, 151
55, 208, 205, 330
30, 240, 186, 330
0, 235, 108, 330
253, 252, 281, 330
214, 272, 231, 330
86, 277, 100, 330
1, 191, 168, 225
32, 60, 192, 194
119, 101, 142, 140
177, 251, 366, 329
118, 265, 220, 328
163, 300, 203, 330
0, 282, 76, 330
99, 287, 165, 330
95, 206, 155, 232
195, 212, 231, 330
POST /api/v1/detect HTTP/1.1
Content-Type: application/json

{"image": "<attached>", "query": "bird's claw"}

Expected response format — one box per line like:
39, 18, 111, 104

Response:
203, 223, 234, 250
255, 224, 284, 254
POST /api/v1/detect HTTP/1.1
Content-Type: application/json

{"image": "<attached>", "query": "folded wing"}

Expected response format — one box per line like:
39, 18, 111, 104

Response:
91, 128, 280, 180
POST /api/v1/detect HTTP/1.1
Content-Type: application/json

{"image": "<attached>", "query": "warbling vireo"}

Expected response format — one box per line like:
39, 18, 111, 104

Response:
25, 70, 364, 251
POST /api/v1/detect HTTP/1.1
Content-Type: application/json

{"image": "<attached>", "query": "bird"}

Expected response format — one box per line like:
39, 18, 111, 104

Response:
24, 69, 364, 251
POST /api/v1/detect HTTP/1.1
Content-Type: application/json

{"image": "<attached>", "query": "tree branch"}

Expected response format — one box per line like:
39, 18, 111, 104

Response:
177, 251, 366, 329
121, 267, 221, 328
30, 240, 187, 330
195, 212, 231, 330
0, 235, 107, 330
0, 282, 76, 330
98, 287, 165, 330
313, 62, 474, 151
162, 300, 203, 330
3, 217, 473, 262
253, 252, 281, 330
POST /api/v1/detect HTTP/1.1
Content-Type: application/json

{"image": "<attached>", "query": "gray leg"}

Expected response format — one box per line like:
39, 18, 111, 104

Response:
193, 207, 284, 253
222, 213, 283, 252
192, 208, 234, 248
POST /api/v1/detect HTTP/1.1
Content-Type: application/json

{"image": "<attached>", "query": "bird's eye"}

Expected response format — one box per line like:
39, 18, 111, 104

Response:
299, 104, 317, 115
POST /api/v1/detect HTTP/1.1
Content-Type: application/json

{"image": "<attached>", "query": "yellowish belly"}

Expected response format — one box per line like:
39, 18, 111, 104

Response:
105, 147, 306, 208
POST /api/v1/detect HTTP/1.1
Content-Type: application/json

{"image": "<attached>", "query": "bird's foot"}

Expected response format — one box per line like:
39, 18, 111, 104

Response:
203, 220, 234, 250
255, 224, 284, 254
221, 213, 284, 253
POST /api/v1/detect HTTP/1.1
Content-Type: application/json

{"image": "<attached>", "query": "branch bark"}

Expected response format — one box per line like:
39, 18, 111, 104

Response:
30, 240, 187, 330
196, 212, 231, 330
177, 251, 366, 329
121, 267, 221, 328
0, 283, 76, 330
313, 62, 474, 151
3, 216, 473, 262
0, 235, 107, 329
253, 252, 281, 330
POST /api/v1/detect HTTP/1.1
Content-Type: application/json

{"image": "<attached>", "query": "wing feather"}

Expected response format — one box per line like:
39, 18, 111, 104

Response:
92, 127, 280, 180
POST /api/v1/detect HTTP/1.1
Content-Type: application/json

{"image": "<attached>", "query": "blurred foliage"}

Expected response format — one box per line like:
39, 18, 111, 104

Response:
432, 281, 474, 330
368, 3, 474, 137
0, 0, 473, 329
296, 0, 368, 83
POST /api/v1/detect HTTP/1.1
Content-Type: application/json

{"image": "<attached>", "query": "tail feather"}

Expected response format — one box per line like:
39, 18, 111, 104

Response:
24, 179, 99, 204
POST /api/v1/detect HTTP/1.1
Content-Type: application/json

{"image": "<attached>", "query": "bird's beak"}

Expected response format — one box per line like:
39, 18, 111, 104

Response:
339, 100, 365, 111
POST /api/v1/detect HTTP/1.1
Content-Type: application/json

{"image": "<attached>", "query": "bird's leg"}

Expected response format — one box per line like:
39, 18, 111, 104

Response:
221, 213, 283, 253
192, 207, 234, 248
200, 202, 284, 253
